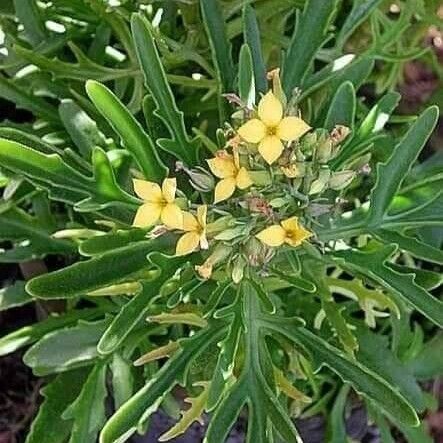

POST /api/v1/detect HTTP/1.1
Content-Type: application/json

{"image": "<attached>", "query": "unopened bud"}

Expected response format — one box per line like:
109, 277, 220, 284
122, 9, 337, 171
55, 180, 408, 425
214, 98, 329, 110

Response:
176, 162, 215, 192
231, 255, 246, 284
316, 137, 333, 164
309, 168, 331, 195
281, 163, 300, 178
329, 170, 356, 190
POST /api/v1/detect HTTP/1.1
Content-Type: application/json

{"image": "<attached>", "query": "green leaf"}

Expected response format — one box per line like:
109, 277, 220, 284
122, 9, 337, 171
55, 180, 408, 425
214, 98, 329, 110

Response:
13, 0, 46, 45
324, 81, 356, 130
207, 283, 302, 443
0, 205, 75, 262
367, 106, 439, 225
25, 369, 90, 443
200, 0, 235, 93
0, 138, 138, 213
282, 0, 339, 94
0, 280, 32, 310
238, 44, 255, 108
111, 353, 134, 409
86, 80, 167, 182
354, 328, 425, 412
63, 362, 108, 443
333, 246, 443, 327
266, 323, 419, 427
100, 325, 224, 443
59, 99, 107, 159
373, 229, 443, 264
269, 267, 316, 293
23, 318, 109, 376
131, 14, 198, 165
331, 91, 401, 168
328, 384, 350, 443
407, 334, 443, 380
0, 308, 102, 357
0, 73, 59, 122
242, 4, 267, 94
27, 236, 174, 299
79, 229, 147, 256
98, 254, 184, 354
335, 0, 384, 51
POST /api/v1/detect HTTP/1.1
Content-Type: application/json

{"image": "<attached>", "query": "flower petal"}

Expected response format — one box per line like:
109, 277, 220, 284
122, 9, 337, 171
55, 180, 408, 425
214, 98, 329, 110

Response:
162, 178, 177, 203
258, 135, 283, 164
175, 232, 200, 256
256, 225, 286, 247
197, 205, 207, 228
214, 177, 236, 203
132, 203, 161, 228
237, 119, 266, 143
207, 156, 236, 179
235, 167, 253, 190
276, 116, 311, 141
133, 179, 162, 202
161, 204, 184, 229
281, 216, 299, 232
258, 92, 283, 127
183, 211, 198, 231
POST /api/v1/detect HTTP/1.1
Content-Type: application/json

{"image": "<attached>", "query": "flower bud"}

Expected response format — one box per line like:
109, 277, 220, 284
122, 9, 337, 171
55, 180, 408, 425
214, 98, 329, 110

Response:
267, 68, 287, 107
176, 162, 215, 192
309, 168, 331, 195
316, 137, 333, 164
231, 255, 246, 284
329, 170, 356, 190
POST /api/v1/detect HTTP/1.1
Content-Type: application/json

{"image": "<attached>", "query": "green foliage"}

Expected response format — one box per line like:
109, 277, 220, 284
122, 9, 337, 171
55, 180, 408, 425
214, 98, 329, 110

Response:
0, 1, 441, 442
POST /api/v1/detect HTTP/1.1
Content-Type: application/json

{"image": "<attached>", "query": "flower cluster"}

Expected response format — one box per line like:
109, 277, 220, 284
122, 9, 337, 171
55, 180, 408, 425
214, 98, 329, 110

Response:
132, 74, 356, 281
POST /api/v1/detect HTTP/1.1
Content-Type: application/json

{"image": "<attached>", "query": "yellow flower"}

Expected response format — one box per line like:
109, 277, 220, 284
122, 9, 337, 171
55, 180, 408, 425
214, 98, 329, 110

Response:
256, 216, 312, 247
176, 205, 208, 256
132, 178, 183, 229
238, 91, 311, 165
207, 150, 252, 203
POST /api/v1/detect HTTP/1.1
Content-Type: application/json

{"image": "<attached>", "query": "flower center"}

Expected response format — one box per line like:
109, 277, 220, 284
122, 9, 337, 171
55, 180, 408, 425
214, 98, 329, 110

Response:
266, 126, 277, 136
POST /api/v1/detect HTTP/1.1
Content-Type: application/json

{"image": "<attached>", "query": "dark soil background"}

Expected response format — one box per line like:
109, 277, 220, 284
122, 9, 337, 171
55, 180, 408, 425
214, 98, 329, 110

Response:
1, 27, 442, 443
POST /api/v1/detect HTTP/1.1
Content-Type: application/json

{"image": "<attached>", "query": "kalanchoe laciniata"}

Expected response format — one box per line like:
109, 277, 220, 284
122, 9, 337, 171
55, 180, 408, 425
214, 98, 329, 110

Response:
132, 72, 357, 282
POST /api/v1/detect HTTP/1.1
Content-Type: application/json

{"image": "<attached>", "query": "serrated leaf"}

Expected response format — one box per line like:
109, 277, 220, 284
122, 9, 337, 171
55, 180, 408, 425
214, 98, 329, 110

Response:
0, 73, 58, 122
0, 138, 138, 213
100, 325, 224, 443
131, 14, 198, 165
266, 323, 419, 427
63, 362, 108, 443
98, 255, 185, 354
407, 334, 443, 380
86, 80, 167, 181
367, 106, 439, 225
27, 235, 174, 299
25, 369, 89, 443
332, 245, 443, 327
23, 318, 109, 376
373, 229, 443, 264
159, 383, 209, 441
354, 327, 425, 412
